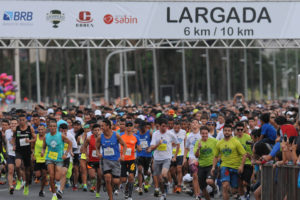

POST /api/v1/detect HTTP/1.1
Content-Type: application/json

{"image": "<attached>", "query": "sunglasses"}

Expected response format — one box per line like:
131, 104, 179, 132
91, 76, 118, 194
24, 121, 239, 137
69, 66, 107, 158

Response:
126, 123, 133, 127
236, 128, 244, 132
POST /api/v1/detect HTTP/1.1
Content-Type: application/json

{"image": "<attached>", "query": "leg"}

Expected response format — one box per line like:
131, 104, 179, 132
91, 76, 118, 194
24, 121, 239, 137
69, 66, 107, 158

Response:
96, 167, 102, 193
48, 164, 56, 194
137, 165, 143, 188
104, 173, 113, 200
7, 164, 14, 188
59, 167, 68, 192
222, 181, 230, 200
80, 159, 87, 185
254, 185, 261, 200
41, 169, 47, 192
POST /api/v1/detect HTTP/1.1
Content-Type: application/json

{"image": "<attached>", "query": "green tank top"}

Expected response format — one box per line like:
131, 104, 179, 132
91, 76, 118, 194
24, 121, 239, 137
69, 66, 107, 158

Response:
35, 134, 47, 163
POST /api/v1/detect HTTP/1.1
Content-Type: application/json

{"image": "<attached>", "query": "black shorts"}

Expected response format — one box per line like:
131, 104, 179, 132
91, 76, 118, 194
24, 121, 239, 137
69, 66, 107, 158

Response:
34, 162, 47, 171
121, 160, 136, 177
239, 164, 253, 184
170, 156, 184, 167
136, 157, 151, 173
198, 165, 216, 190
15, 151, 31, 167
88, 162, 100, 170
63, 158, 70, 169
73, 154, 80, 166
7, 155, 15, 165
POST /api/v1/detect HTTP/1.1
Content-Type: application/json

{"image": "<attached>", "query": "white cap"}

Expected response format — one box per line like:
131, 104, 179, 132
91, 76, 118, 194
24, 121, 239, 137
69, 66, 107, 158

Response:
95, 110, 102, 116
75, 117, 84, 125
105, 113, 111, 118
47, 108, 54, 115
40, 117, 46, 121
286, 111, 293, 116
137, 115, 145, 120
240, 116, 248, 122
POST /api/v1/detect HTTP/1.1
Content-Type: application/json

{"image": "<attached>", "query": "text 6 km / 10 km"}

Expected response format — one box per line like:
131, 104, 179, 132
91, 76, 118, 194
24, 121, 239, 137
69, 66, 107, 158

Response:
184, 27, 254, 37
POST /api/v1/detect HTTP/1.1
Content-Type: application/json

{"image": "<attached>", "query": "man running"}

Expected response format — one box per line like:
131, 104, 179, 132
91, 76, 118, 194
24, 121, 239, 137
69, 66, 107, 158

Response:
82, 124, 102, 198
170, 120, 186, 193
194, 126, 218, 200
136, 121, 152, 195
149, 118, 179, 200
12, 114, 36, 196
96, 119, 127, 200
41, 120, 72, 200
33, 124, 47, 197
211, 124, 247, 200
120, 121, 141, 200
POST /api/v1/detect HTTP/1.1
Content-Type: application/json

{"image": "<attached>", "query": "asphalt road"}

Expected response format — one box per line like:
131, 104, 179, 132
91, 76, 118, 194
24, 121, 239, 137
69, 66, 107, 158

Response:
0, 182, 255, 200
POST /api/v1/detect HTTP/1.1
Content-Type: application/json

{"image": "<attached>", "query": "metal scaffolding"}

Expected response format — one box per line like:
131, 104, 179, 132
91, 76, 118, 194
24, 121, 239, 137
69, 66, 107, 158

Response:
2, 39, 300, 49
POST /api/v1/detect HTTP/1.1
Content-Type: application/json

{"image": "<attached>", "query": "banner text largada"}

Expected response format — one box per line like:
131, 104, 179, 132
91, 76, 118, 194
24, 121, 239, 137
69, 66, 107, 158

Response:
0, 1, 299, 39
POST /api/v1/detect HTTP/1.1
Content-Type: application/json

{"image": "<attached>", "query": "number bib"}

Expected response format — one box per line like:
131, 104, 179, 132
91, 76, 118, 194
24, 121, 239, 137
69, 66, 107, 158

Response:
48, 151, 58, 160
81, 153, 87, 160
92, 150, 97, 158
140, 140, 148, 149
157, 143, 167, 151
19, 138, 29, 146
104, 147, 115, 156
172, 148, 181, 155
125, 148, 132, 156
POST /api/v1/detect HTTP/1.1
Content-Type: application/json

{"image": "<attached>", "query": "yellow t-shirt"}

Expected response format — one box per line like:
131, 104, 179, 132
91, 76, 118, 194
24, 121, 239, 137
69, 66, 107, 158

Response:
215, 137, 246, 169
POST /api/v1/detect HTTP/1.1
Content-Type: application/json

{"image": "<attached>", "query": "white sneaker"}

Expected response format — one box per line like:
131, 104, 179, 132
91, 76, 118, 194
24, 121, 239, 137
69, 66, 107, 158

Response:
159, 194, 166, 200
114, 189, 119, 196
128, 197, 133, 200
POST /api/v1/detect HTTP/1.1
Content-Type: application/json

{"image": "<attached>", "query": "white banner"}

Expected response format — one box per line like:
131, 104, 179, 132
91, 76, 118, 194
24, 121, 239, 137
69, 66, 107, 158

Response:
0, 1, 300, 39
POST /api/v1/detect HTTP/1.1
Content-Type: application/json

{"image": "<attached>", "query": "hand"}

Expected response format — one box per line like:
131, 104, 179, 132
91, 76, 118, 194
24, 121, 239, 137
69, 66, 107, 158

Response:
158, 139, 163, 145
120, 155, 125, 161
70, 152, 74, 157
211, 167, 215, 176
172, 157, 176, 162
41, 149, 45, 157
31, 153, 35, 161
62, 154, 67, 160
25, 138, 30, 143
13, 146, 16, 151
238, 165, 244, 174
182, 158, 187, 166
146, 147, 152, 153
292, 143, 297, 152
97, 152, 102, 159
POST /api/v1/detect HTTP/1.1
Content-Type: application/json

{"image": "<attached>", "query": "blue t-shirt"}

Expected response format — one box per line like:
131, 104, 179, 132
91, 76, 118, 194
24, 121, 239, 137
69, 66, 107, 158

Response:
269, 142, 280, 157
261, 123, 277, 141
136, 130, 152, 158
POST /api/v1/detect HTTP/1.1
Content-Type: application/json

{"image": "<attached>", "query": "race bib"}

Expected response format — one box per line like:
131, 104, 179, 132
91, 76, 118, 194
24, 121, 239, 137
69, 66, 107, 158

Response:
92, 150, 97, 157
140, 140, 148, 148
157, 143, 167, 151
104, 147, 115, 156
81, 153, 87, 160
19, 138, 29, 147
48, 151, 58, 160
172, 148, 181, 155
125, 148, 132, 156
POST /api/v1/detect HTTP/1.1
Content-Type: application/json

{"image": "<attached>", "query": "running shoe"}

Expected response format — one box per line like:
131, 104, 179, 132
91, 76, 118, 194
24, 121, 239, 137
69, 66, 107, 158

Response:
51, 195, 58, 200
96, 192, 100, 198
90, 186, 96, 193
154, 188, 160, 197
56, 190, 63, 199
138, 187, 143, 195
23, 185, 29, 196
72, 186, 78, 191
159, 194, 166, 200
39, 190, 45, 197
175, 186, 182, 194
83, 184, 88, 192
144, 184, 150, 193
9, 186, 14, 195
15, 180, 21, 190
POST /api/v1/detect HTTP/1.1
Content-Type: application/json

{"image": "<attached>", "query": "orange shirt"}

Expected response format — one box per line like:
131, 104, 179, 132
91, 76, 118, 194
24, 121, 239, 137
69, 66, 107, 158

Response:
120, 133, 140, 161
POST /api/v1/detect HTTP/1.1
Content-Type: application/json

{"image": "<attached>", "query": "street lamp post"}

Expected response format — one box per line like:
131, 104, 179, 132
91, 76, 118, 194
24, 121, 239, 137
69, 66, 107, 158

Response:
152, 49, 159, 104
36, 42, 41, 104
269, 52, 277, 100
222, 49, 231, 101
176, 49, 188, 102
87, 42, 93, 106
75, 73, 84, 106
240, 49, 248, 101
201, 49, 211, 104
256, 49, 263, 101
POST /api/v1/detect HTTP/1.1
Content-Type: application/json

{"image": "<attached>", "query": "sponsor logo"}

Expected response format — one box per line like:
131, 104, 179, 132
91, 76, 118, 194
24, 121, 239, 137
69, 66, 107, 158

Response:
103, 14, 137, 24
76, 11, 93, 28
2, 11, 33, 25
46, 10, 65, 28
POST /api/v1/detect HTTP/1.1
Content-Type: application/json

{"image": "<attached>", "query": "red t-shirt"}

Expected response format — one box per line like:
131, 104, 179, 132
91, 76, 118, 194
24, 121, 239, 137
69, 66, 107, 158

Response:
281, 124, 298, 138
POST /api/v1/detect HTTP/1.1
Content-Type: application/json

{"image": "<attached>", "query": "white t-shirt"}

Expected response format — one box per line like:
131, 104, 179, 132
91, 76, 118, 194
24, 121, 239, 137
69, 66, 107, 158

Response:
185, 131, 201, 160
216, 122, 224, 131
151, 130, 178, 161
5, 129, 15, 156
171, 129, 186, 156
64, 132, 78, 158
216, 130, 234, 140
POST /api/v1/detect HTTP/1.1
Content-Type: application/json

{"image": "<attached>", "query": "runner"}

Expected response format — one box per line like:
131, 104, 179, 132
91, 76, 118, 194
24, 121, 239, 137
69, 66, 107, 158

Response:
41, 120, 72, 200
72, 120, 83, 191
149, 118, 179, 200
120, 121, 141, 200
96, 119, 127, 200
194, 126, 218, 200
211, 124, 247, 200
170, 120, 186, 194
234, 122, 253, 200
136, 121, 152, 195
12, 114, 36, 196
79, 123, 90, 191
33, 124, 47, 197
183, 119, 201, 199
2, 119, 15, 194
82, 124, 102, 198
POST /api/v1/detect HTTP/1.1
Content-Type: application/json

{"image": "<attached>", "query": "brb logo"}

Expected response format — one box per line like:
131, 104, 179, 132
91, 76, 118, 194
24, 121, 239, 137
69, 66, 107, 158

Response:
103, 14, 137, 24
3, 11, 33, 21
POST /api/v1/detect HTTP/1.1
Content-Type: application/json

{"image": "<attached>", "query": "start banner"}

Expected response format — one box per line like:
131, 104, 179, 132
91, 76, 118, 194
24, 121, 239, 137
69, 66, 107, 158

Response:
0, 1, 299, 39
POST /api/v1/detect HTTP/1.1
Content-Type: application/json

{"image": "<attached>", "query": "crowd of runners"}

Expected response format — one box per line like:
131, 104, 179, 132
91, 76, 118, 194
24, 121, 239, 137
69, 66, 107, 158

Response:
0, 94, 299, 200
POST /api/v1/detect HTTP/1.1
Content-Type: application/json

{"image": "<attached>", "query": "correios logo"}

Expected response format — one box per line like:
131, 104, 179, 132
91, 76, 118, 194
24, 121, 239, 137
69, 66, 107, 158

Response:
103, 14, 137, 24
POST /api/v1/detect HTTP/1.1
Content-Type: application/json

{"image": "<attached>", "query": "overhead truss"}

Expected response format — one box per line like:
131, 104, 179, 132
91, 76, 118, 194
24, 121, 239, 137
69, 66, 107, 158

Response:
2, 39, 300, 49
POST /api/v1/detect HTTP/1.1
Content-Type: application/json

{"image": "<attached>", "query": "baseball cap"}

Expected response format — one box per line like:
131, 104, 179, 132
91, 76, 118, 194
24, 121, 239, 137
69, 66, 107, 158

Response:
95, 110, 102, 116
